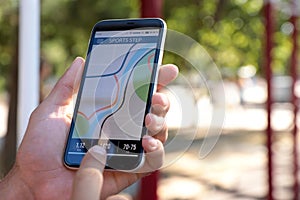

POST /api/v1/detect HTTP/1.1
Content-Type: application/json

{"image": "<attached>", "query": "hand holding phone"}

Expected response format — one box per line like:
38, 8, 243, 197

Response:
5, 37, 177, 199
64, 18, 167, 171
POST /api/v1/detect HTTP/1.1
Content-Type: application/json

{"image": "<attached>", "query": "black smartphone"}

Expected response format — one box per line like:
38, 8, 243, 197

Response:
64, 18, 166, 171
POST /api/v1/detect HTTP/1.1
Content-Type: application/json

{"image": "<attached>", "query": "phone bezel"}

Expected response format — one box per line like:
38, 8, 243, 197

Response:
63, 18, 166, 171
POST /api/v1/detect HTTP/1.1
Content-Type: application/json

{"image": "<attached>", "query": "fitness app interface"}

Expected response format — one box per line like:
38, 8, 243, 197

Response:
67, 29, 160, 159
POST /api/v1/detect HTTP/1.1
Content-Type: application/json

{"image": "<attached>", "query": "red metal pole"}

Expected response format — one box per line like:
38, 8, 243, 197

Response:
139, 171, 159, 200
141, 0, 163, 18
290, 0, 299, 198
139, 1, 163, 200
264, 1, 274, 200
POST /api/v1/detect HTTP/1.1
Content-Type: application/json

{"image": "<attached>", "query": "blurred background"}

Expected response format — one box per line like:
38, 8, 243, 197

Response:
0, 0, 299, 199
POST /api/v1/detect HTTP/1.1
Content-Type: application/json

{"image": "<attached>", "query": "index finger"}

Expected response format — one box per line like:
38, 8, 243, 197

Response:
71, 146, 106, 200
157, 64, 178, 90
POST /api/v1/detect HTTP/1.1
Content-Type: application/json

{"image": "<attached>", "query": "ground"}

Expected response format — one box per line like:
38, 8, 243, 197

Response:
159, 130, 297, 200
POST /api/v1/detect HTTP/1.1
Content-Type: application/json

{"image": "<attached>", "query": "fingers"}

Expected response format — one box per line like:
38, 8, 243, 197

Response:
145, 113, 167, 143
71, 146, 106, 200
79, 145, 107, 170
145, 92, 169, 143
46, 57, 85, 106
145, 64, 178, 142
145, 113, 165, 134
99, 136, 164, 198
151, 92, 170, 116
139, 135, 164, 173
157, 64, 178, 90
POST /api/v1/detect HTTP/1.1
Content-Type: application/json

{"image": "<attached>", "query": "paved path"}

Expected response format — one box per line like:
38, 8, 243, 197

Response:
159, 131, 296, 200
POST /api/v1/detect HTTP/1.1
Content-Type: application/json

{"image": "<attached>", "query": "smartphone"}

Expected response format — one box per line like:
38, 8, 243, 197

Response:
63, 18, 166, 171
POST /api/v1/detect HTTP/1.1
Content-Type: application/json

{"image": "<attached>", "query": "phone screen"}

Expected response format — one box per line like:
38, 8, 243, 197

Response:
64, 19, 165, 170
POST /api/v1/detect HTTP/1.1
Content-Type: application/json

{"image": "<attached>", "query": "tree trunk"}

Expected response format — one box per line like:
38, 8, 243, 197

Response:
1, 14, 18, 176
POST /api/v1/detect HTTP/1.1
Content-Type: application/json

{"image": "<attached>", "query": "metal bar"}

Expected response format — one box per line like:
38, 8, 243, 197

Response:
139, 0, 163, 200
141, 0, 163, 18
139, 170, 159, 200
18, 0, 40, 147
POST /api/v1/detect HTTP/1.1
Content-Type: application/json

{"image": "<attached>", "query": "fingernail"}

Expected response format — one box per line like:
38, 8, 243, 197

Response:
80, 145, 107, 170
73, 57, 84, 66
89, 145, 106, 161
144, 135, 158, 151
148, 113, 165, 132
90, 145, 106, 155
159, 94, 169, 107
151, 105, 164, 114
152, 94, 168, 110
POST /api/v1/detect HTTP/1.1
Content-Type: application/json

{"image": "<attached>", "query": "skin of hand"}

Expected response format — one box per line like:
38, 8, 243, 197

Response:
0, 57, 178, 200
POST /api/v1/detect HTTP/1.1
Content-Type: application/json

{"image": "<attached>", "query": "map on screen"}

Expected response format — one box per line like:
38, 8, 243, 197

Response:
72, 31, 158, 140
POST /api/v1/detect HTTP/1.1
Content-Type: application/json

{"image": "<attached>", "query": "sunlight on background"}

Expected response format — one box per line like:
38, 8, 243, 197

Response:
0, 95, 8, 138
0, 0, 299, 199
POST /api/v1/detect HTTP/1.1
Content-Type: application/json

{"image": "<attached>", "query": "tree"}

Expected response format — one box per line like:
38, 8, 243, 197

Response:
0, 1, 18, 174
163, 0, 296, 76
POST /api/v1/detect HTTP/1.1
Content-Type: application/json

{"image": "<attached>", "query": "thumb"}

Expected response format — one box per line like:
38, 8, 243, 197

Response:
71, 146, 107, 200
45, 57, 85, 106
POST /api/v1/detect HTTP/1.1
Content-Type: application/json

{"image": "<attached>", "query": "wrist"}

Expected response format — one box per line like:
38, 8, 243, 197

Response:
0, 164, 34, 199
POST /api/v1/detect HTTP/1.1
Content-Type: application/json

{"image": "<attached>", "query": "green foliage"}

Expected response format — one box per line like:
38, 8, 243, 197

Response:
163, 0, 298, 77
0, 0, 298, 92
41, 0, 140, 76
0, 0, 18, 91
164, 0, 266, 76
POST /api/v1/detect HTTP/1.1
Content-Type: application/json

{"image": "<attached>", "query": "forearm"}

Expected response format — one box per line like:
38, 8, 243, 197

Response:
0, 165, 34, 199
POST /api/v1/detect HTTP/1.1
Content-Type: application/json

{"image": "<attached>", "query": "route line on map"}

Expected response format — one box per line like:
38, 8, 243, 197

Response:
110, 52, 155, 129
99, 49, 155, 134
86, 44, 136, 78
77, 74, 120, 120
